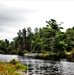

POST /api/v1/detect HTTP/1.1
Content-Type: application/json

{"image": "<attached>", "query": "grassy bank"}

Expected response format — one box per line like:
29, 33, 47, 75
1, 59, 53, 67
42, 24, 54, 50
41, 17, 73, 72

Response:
37, 49, 74, 61
0, 59, 28, 75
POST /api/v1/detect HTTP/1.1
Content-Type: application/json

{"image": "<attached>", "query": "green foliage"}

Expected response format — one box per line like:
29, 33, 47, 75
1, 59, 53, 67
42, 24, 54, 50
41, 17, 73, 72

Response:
9, 59, 19, 65
0, 19, 74, 60
65, 27, 74, 51
16, 64, 29, 70
0, 50, 4, 54
58, 41, 68, 50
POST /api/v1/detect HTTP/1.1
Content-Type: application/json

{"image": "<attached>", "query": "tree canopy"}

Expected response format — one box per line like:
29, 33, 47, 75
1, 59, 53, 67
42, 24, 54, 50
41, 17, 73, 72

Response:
0, 19, 74, 59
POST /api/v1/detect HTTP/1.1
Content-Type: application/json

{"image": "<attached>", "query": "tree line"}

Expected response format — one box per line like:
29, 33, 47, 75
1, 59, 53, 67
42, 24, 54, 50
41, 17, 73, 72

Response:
0, 19, 74, 57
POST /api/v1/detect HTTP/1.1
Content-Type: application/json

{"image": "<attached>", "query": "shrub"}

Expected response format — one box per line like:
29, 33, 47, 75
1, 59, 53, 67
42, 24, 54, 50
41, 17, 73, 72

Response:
16, 64, 29, 70
9, 59, 19, 65
18, 50, 25, 55
0, 50, 4, 54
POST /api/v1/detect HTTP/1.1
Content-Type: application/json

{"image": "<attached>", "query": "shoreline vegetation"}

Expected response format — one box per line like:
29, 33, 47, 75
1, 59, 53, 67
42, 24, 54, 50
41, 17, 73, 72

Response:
37, 49, 74, 61
0, 59, 28, 75
0, 19, 74, 61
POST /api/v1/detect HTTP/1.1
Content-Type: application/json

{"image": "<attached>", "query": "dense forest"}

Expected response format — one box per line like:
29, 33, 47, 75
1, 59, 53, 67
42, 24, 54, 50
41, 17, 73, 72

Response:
0, 19, 74, 60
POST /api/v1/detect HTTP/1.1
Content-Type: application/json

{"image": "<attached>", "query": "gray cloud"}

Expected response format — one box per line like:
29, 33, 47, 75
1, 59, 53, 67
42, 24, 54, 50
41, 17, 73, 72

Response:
0, 3, 35, 41
0, 4, 32, 26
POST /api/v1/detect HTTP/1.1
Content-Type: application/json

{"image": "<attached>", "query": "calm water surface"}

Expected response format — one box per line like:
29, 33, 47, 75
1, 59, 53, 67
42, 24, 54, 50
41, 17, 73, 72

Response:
0, 54, 74, 75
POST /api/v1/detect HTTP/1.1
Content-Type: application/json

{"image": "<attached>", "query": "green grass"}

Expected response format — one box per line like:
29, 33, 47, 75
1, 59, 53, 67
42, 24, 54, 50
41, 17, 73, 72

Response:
0, 59, 28, 75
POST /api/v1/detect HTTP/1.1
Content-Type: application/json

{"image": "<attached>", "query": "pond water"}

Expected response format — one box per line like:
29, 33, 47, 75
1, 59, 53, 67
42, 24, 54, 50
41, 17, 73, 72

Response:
0, 54, 74, 75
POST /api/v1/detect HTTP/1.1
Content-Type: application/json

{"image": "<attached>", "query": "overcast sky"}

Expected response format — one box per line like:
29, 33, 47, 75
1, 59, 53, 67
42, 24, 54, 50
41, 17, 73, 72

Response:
0, 0, 74, 41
